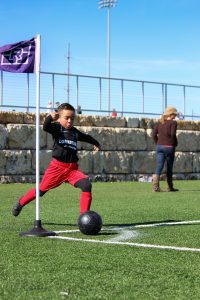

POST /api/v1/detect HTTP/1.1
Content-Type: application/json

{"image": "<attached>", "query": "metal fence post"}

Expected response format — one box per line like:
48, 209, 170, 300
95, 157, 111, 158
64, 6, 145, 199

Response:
183, 85, 186, 115
142, 81, 144, 113
162, 83, 165, 113
99, 77, 102, 111
121, 79, 124, 116
27, 73, 29, 112
76, 75, 79, 109
0, 71, 3, 106
165, 84, 168, 109
52, 73, 55, 108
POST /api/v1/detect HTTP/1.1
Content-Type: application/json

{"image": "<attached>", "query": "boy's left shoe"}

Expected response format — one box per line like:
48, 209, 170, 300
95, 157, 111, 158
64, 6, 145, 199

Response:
12, 202, 23, 216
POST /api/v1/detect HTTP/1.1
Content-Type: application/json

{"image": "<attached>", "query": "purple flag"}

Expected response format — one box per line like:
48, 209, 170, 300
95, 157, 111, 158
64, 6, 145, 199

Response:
0, 37, 36, 73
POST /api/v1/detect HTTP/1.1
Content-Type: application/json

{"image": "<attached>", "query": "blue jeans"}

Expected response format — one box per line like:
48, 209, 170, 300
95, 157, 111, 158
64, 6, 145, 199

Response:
155, 145, 175, 177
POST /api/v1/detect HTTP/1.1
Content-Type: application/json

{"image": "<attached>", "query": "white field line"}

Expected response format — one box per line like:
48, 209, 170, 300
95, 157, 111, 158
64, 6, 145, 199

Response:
55, 220, 200, 234
60, 292, 69, 296
49, 235, 200, 253
106, 229, 139, 242
51, 220, 200, 253
55, 229, 80, 233
132, 220, 200, 229
55, 228, 139, 242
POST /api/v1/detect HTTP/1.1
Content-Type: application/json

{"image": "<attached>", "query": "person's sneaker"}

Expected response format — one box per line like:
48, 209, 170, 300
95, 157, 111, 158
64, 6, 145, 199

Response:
12, 202, 23, 216
167, 187, 179, 192
153, 187, 160, 192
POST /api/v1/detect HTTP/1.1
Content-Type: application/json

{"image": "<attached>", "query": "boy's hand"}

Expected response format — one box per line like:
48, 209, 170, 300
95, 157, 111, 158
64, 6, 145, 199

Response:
93, 145, 100, 151
50, 112, 59, 120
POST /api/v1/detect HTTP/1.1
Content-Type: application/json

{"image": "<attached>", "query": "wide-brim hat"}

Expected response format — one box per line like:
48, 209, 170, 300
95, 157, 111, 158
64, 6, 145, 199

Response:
163, 106, 178, 116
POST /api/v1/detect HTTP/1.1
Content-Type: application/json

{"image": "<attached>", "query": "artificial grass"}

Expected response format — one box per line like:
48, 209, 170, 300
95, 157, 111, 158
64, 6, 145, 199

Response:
1, 181, 200, 299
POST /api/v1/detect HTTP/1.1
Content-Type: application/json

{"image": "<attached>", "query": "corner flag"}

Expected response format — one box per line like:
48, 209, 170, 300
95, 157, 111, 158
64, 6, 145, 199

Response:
0, 37, 37, 73
1, 35, 55, 236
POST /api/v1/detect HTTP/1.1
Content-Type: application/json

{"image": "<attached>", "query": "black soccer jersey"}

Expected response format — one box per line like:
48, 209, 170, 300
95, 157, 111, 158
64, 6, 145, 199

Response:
43, 115, 100, 163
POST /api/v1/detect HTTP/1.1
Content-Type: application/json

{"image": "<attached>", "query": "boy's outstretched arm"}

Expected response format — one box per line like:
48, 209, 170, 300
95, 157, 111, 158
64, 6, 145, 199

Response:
76, 129, 101, 150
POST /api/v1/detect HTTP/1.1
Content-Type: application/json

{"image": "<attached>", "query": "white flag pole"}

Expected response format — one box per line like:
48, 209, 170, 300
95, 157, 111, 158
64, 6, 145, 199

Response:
20, 34, 56, 236
35, 34, 41, 222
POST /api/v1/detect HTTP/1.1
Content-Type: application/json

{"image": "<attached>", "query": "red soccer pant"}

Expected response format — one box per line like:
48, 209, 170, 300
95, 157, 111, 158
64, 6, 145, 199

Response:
19, 159, 92, 214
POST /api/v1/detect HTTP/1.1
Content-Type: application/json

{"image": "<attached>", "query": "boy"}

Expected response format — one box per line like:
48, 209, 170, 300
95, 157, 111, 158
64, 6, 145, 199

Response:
12, 103, 101, 216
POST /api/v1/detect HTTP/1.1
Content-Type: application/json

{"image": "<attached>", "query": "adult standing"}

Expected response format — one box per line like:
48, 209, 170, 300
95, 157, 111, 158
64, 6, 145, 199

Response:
152, 106, 179, 192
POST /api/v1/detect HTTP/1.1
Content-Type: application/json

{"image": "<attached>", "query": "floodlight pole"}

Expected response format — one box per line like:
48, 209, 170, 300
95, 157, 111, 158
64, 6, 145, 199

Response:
99, 0, 117, 115
107, 5, 111, 115
67, 43, 70, 103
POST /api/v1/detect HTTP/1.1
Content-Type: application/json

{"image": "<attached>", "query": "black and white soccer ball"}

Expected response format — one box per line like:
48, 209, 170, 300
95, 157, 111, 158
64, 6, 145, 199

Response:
78, 210, 103, 235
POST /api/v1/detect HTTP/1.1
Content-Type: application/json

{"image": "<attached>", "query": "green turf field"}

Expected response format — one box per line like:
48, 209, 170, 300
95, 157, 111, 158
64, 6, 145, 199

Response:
1, 180, 200, 299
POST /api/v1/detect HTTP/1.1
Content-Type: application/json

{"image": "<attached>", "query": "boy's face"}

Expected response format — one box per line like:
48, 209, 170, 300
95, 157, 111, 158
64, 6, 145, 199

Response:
58, 109, 75, 129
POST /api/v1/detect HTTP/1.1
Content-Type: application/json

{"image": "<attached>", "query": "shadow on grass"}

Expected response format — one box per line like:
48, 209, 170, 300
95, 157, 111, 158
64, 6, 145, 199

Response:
44, 219, 178, 228
44, 222, 77, 226
177, 189, 200, 192
104, 220, 200, 228
103, 220, 179, 227
43, 219, 200, 230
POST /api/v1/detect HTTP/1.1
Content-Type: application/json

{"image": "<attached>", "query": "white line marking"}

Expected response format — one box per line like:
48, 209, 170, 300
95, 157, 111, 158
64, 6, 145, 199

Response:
49, 235, 200, 253
132, 220, 200, 228
107, 229, 139, 242
55, 229, 80, 233
55, 228, 140, 242
51, 220, 200, 253
54, 220, 200, 234
60, 291, 69, 296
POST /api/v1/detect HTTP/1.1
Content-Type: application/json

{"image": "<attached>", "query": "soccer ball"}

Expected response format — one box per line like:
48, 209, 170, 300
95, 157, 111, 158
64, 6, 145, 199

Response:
78, 210, 102, 235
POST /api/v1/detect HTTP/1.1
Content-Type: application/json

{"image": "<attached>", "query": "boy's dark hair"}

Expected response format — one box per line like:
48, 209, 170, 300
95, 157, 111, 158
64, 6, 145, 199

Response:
57, 103, 75, 112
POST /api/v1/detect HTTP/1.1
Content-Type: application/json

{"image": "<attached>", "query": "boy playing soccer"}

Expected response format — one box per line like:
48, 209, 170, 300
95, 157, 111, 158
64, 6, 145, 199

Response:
12, 103, 101, 216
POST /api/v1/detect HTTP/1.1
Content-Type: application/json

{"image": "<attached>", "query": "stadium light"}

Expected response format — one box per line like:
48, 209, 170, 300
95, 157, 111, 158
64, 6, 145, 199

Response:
98, 0, 117, 115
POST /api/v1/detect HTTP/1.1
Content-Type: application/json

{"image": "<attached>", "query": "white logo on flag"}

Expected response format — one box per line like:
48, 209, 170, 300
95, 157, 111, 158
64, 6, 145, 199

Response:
1, 43, 32, 65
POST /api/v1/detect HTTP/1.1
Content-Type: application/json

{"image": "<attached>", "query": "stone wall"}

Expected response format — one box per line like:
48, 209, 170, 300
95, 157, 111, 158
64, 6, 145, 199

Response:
0, 111, 200, 183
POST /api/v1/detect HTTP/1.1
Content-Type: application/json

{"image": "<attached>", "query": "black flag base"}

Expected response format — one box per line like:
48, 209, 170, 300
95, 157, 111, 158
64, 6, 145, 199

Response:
20, 220, 57, 237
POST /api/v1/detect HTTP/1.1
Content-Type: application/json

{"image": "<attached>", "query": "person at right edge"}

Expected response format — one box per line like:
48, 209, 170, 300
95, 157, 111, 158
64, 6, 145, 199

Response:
152, 106, 179, 192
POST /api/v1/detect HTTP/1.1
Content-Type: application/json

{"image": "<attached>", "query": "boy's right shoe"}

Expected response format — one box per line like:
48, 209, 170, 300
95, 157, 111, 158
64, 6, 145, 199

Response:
12, 202, 23, 216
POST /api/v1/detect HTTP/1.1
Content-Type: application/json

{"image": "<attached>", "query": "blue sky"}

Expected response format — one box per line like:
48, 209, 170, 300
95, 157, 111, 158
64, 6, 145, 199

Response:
2, 0, 200, 86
